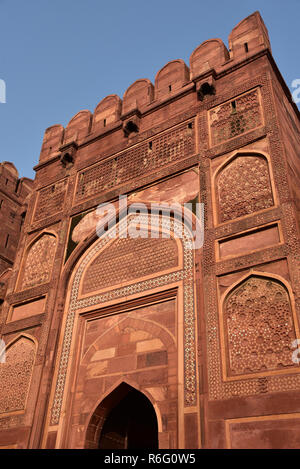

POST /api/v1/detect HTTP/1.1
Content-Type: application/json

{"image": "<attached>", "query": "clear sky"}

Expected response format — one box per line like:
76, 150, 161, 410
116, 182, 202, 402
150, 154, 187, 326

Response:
0, 0, 299, 179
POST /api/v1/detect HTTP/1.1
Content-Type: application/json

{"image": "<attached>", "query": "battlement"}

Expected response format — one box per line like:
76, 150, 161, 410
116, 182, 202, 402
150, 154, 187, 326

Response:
0, 162, 34, 275
38, 11, 272, 164
1, 9, 300, 450
0, 162, 34, 200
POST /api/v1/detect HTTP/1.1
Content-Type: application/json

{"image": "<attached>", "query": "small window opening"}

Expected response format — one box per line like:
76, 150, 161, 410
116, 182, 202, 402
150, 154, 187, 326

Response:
5, 234, 9, 249
244, 42, 249, 53
126, 121, 138, 133
124, 120, 139, 137
231, 100, 237, 113
148, 141, 152, 150
104, 118, 106, 127
168, 85, 172, 92
5, 179, 8, 185
188, 122, 193, 129
198, 82, 215, 101
61, 152, 74, 168
15, 179, 20, 193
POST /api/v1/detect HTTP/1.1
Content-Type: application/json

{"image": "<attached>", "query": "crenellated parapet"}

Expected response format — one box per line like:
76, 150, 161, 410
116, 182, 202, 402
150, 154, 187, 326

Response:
37, 11, 273, 166
228, 10, 271, 60
92, 94, 122, 133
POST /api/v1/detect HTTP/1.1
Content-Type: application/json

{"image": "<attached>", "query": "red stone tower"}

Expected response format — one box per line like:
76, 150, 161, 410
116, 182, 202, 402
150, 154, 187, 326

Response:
0, 163, 33, 307
0, 11, 299, 449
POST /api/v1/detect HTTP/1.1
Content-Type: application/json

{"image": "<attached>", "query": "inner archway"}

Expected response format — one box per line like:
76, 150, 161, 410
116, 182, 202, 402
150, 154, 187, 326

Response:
85, 383, 159, 449
99, 387, 158, 449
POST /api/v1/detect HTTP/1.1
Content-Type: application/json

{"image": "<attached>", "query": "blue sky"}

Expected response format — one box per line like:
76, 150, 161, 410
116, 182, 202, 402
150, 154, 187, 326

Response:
0, 0, 299, 179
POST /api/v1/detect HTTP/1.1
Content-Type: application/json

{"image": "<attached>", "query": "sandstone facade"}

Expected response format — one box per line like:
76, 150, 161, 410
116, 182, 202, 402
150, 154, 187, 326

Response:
0, 163, 33, 305
0, 11, 299, 449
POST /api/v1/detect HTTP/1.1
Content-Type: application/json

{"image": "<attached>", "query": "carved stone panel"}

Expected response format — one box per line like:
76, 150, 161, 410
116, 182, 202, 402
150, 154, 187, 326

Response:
209, 88, 262, 146
224, 276, 297, 377
0, 337, 36, 414
217, 155, 274, 223
33, 179, 67, 223
20, 234, 57, 290
75, 121, 195, 203
82, 236, 178, 295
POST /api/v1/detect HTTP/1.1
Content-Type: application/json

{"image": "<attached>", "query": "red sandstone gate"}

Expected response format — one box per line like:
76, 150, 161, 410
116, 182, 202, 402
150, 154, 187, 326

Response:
1, 12, 299, 450
42, 211, 202, 449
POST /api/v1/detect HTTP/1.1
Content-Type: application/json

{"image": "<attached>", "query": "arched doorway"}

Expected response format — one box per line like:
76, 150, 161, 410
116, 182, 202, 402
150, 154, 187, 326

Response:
86, 383, 159, 449
50, 208, 200, 449
99, 388, 158, 449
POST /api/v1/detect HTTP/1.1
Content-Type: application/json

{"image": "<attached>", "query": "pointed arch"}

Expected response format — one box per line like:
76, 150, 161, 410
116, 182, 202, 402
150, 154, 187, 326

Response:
212, 150, 276, 225
17, 230, 57, 291
47, 207, 200, 450
60, 200, 196, 296
84, 380, 160, 449
0, 267, 12, 279
79, 229, 180, 298
62, 201, 188, 304
0, 268, 12, 298
0, 334, 37, 415
220, 270, 299, 380
4, 331, 38, 350
82, 315, 176, 365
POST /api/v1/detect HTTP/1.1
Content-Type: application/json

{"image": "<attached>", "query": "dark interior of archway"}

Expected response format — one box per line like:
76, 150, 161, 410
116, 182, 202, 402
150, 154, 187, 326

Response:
98, 388, 158, 449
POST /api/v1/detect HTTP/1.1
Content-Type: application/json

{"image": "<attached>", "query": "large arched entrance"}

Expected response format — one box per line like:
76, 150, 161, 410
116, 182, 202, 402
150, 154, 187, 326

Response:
85, 383, 159, 449
99, 387, 158, 449
46, 209, 201, 449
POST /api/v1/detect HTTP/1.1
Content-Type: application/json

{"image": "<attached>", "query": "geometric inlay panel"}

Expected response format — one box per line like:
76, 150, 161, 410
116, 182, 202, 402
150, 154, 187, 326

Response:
209, 88, 262, 147
0, 337, 35, 414
217, 155, 274, 223
224, 275, 297, 377
20, 234, 57, 290
82, 236, 178, 294
75, 121, 195, 203
33, 179, 67, 223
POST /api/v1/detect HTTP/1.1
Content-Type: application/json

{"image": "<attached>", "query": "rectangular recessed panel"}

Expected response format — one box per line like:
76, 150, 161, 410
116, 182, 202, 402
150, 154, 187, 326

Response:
218, 224, 280, 259
75, 121, 195, 202
10, 296, 46, 322
209, 88, 262, 146
33, 179, 68, 222
227, 415, 300, 449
